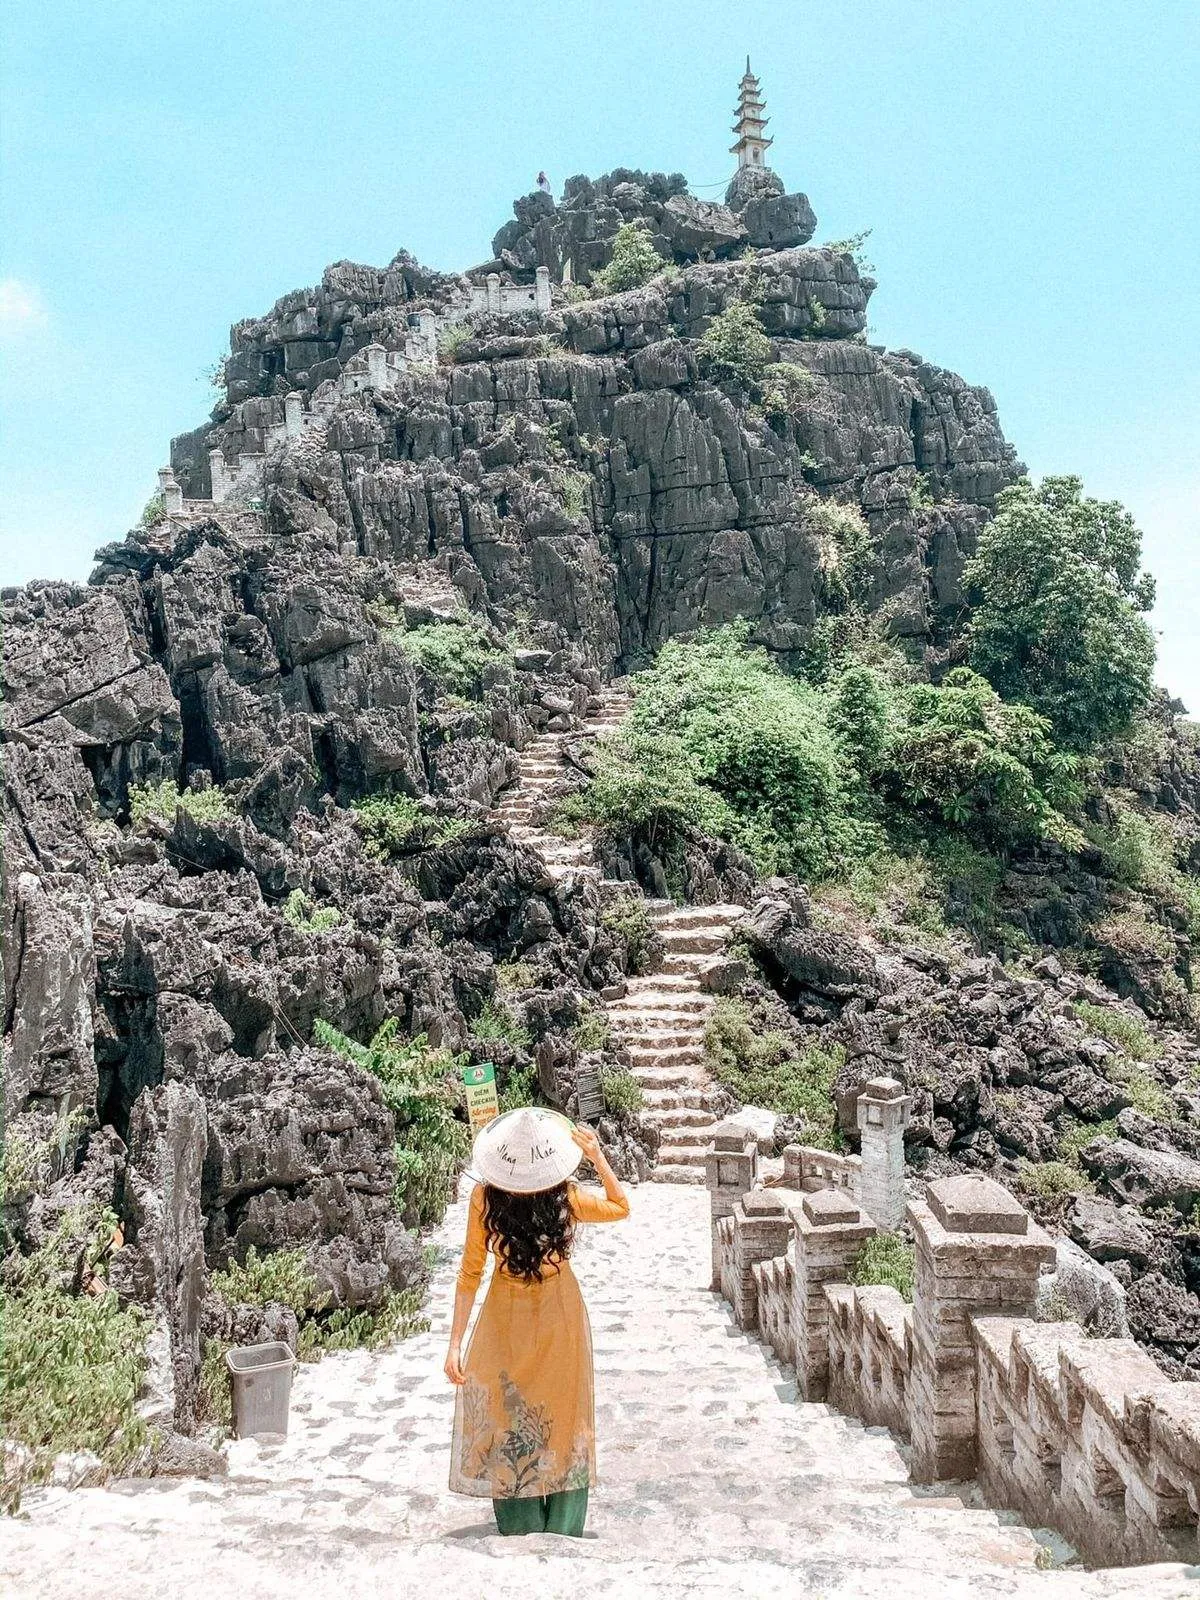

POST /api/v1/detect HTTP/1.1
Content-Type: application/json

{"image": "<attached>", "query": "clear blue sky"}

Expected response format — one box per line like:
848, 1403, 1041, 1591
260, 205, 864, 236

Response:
3, 1, 1197, 706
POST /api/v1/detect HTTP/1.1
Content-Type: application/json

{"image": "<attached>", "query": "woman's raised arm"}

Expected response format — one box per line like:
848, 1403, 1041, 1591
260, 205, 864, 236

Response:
570, 1124, 630, 1221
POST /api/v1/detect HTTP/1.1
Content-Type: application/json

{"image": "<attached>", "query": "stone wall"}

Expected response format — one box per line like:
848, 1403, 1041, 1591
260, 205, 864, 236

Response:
706, 1152, 1200, 1569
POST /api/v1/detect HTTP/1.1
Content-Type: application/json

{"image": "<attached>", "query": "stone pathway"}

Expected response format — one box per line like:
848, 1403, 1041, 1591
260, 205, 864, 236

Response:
491, 689, 743, 1178
2, 1183, 1187, 1599
609, 900, 744, 1183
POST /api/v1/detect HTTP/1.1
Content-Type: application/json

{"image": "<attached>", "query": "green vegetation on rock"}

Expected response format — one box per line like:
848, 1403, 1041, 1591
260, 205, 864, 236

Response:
352, 793, 469, 858
704, 998, 843, 1148
965, 475, 1156, 752
282, 888, 343, 934
394, 617, 509, 699
315, 1018, 469, 1227
593, 221, 663, 294
130, 779, 233, 827
849, 1232, 914, 1301
697, 298, 771, 388
1, 1208, 148, 1509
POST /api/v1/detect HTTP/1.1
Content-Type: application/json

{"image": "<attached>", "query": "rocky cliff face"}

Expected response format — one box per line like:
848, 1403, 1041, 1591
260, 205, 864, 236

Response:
3, 168, 1196, 1458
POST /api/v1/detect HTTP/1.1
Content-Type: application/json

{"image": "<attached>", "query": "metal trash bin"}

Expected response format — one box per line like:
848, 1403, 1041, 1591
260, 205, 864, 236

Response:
225, 1342, 295, 1441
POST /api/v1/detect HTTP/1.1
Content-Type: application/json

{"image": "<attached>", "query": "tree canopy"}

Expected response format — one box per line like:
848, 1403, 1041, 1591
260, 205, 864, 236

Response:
964, 475, 1156, 751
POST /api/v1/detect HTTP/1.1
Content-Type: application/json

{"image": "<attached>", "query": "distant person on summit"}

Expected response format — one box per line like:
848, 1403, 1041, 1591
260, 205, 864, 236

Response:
536, 170, 552, 195
445, 1108, 629, 1537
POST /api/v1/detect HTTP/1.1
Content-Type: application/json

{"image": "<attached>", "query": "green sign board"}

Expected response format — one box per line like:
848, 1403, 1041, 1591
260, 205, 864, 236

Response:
462, 1060, 500, 1134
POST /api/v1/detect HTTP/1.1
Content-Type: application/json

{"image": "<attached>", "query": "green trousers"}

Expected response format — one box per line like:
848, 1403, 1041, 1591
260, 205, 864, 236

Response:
492, 1487, 588, 1537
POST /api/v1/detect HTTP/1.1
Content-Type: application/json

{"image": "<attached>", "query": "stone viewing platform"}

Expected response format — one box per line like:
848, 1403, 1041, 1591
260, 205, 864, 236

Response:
708, 1133, 1200, 1571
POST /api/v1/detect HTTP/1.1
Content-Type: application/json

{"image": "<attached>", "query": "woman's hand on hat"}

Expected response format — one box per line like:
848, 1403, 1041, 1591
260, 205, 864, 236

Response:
571, 1124, 602, 1163
444, 1342, 466, 1385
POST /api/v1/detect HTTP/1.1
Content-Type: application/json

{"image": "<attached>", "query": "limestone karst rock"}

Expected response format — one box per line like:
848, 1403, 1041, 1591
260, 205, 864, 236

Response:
4, 161, 1199, 1439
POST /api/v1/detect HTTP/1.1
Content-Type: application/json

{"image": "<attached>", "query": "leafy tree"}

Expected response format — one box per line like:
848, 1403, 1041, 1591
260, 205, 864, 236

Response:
964, 476, 1156, 751
696, 299, 771, 388
885, 667, 1084, 850
593, 222, 663, 293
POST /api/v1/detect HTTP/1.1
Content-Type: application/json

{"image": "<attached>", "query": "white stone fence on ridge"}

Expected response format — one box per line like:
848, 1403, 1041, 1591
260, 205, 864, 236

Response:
706, 1106, 1200, 1570
155, 267, 552, 515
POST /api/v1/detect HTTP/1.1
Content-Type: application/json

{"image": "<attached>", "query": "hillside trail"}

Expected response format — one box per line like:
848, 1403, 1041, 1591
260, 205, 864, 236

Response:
2, 697, 1190, 1599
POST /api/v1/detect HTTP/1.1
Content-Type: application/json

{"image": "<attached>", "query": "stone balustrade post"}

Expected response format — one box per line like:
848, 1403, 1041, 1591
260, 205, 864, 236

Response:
704, 1121, 758, 1292
789, 1188, 876, 1399
157, 466, 183, 515
908, 1175, 1055, 1484
857, 1076, 911, 1230
365, 344, 387, 388
535, 265, 552, 312
284, 391, 304, 437
207, 447, 229, 504
486, 273, 502, 314
727, 1191, 793, 1332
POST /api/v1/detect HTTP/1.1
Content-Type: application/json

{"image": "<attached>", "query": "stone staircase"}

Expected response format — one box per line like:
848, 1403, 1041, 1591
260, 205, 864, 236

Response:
490, 687, 743, 1178
4, 1184, 1185, 1600
607, 901, 745, 1184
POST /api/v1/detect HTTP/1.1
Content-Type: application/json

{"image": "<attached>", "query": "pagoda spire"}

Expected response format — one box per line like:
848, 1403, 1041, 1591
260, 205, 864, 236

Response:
730, 59, 773, 170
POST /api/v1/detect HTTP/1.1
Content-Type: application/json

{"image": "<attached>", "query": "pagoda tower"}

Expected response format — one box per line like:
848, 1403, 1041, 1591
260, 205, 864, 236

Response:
730, 58, 773, 170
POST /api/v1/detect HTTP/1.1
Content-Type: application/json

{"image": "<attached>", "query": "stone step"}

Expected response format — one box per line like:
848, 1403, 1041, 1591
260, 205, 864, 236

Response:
650, 1162, 707, 1185
656, 1144, 709, 1168
651, 903, 746, 927
640, 1107, 718, 1130
625, 1067, 703, 1089
639, 1087, 716, 1111
656, 931, 729, 955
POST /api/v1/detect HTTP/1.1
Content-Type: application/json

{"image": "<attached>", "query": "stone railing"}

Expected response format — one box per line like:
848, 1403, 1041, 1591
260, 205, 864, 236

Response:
706, 1133, 1200, 1569
163, 266, 554, 515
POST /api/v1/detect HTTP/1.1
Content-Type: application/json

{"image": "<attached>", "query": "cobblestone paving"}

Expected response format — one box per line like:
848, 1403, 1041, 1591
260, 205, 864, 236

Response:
2, 1184, 1191, 1599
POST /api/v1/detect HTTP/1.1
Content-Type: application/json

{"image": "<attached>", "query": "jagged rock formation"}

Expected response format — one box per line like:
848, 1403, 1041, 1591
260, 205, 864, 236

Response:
3, 147, 1198, 1488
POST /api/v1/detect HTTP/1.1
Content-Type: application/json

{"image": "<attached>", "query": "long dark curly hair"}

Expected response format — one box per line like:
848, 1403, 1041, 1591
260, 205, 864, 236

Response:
482, 1182, 576, 1283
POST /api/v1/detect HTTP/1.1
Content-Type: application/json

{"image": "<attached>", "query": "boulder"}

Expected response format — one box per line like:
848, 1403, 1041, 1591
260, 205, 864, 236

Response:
1036, 1236, 1129, 1337
659, 195, 747, 257
742, 192, 817, 250
1082, 1137, 1200, 1212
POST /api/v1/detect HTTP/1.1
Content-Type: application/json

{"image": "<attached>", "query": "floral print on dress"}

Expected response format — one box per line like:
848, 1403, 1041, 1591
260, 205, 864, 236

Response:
449, 1183, 629, 1499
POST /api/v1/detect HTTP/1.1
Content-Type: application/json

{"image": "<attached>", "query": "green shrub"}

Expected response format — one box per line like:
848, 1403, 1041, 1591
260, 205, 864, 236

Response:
129, 779, 233, 827
621, 625, 864, 879
1016, 1160, 1094, 1199
1073, 1000, 1159, 1061
598, 1065, 644, 1116
697, 299, 771, 388
1, 1209, 148, 1507
964, 475, 1156, 752
823, 229, 876, 274
209, 1246, 320, 1311
886, 668, 1084, 851
315, 1017, 469, 1227
495, 960, 535, 992
472, 1000, 531, 1050
807, 297, 828, 333
282, 888, 343, 935
759, 362, 820, 421
1091, 808, 1200, 937
352, 793, 468, 858
140, 491, 166, 527
572, 1006, 611, 1052
295, 1286, 428, 1357
601, 895, 655, 973
1056, 1117, 1118, 1164
554, 468, 589, 521
804, 498, 878, 611
593, 222, 663, 293
437, 322, 473, 363
828, 664, 891, 777
394, 618, 508, 698
1113, 1061, 1174, 1121
704, 998, 842, 1148
499, 1060, 539, 1113
849, 1233, 913, 1301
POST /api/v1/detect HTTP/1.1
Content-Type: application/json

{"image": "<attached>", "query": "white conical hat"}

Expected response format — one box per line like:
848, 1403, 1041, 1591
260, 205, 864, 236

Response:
470, 1107, 582, 1194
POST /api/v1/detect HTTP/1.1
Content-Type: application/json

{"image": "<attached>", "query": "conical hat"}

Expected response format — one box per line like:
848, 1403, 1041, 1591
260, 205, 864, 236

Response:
471, 1107, 582, 1194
